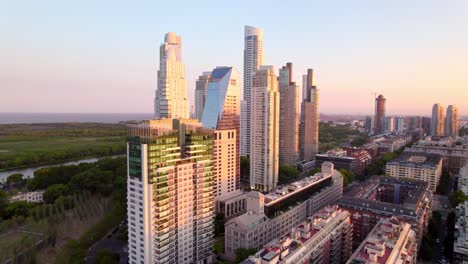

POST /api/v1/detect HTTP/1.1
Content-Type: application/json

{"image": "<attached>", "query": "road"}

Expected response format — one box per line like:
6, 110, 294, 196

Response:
85, 219, 128, 264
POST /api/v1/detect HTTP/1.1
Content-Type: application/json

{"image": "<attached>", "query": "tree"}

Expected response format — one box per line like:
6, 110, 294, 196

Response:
43, 184, 70, 204
4, 201, 35, 219
0, 190, 7, 219
94, 249, 119, 264
308, 168, 321, 176
278, 165, 299, 185
235, 248, 257, 263
450, 190, 467, 207
338, 169, 355, 187
6, 173, 24, 186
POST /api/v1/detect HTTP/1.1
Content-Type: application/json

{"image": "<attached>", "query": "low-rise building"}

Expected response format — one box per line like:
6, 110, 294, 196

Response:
347, 217, 418, 264
9, 190, 45, 203
241, 205, 352, 264
216, 190, 247, 219
458, 165, 468, 195
315, 149, 359, 176
454, 201, 468, 263
385, 152, 443, 191
344, 148, 373, 176
224, 162, 343, 260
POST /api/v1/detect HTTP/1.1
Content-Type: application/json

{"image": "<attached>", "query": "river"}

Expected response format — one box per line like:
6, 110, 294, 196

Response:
0, 155, 125, 183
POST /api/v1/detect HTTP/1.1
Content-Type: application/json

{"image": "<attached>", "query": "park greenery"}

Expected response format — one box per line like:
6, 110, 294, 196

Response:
339, 169, 355, 187
0, 156, 127, 262
449, 189, 468, 207
278, 164, 300, 185
0, 123, 126, 170
319, 122, 362, 152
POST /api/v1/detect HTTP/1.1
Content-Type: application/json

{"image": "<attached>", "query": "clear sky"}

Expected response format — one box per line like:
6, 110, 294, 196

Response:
1, 0, 467, 116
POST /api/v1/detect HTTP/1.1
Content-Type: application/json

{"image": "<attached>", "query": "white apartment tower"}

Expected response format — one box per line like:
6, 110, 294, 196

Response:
446, 105, 459, 137
431, 103, 445, 137
155, 32, 190, 119
250, 66, 280, 192
279, 63, 300, 165
126, 119, 214, 264
201, 67, 241, 198
194, 72, 212, 120
242, 25, 264, 156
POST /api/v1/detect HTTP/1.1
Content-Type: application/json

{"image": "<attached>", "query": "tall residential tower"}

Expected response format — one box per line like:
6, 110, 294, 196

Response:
250, 66, 279, 192
201, 66, 241, 197
194, 72, 212, 121
279, 63, 299, 165
446, 105, 459, 137
155, 32, 190, 119
242, 25, 264, 156
126, 119, 214, 264
300, 69, 319, 161
431, 103, 445, 137
374, 94, 386, 134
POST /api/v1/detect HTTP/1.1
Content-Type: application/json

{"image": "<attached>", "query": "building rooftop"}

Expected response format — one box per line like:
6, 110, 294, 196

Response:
244, 205, 350, 264
386, 151, 442, 169
458, 165, 468, 195
455, 201, 468, 257
347, 217, 417, 264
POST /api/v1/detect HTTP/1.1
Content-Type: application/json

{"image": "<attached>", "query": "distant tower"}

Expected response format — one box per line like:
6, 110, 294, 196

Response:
155, 32, 190, 119
242, 25, 264, 157
431, 103, 445, 137
194, 72, 212, 120
445, 105, 459, 137
300, 69, 319, 161
279, 63, 299, 165
374, 95, 386, 134
201, 67, 241, 196
250, 66, 279, 192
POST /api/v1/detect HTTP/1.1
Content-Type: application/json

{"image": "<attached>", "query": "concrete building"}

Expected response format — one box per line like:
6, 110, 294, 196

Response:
242, 25, 264, 157
225, 162, 343, 259
376, 135, 410, 154
394, 117, 406, 135
431, 103, 445, 137
459, 165, 468, 195
446, 105, 460, 137
422, 117, 431, 136
155, 32, 190, 119
347, 217, 418, 264
339, 176, 432, 249
241, 205, 353, 264
278, 63, 299, 166
405, 136, 468, 174
250, 66, 280, 192
241, 100, 248, 157
454, 201, 468, 263
385, 152, 443, 191
201, 67, 241, 197
126, 119, 214, 264
383, 116, 394, 133
215, 190, 247, 220
315, 149, 360, 176
194, 72, 212, 121
374, 95, 386, 135
299, 69, 319, 161
9, 190, 45, 203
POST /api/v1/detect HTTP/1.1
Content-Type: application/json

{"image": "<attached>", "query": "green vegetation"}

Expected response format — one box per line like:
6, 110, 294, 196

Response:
449, 189, 468, 207
43, 184, 70, 204
0, 123, 126, 170
308, 167, 321, 176
350, 134, 369, 147
278, 164, 300, 185
319, 122, 360, 153
363, 151, 400, 180
235, 248, 257, 263
338, 169, 355, 187
94, 249, 119, 264
436, 171, 450, 195
214, 236, 224, 254
6, 173, 25, 186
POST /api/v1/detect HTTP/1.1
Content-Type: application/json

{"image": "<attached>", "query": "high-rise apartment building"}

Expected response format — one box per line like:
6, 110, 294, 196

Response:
155, 32, 190, 119
278, 63, 299, 165
242, 25, 264, 156
201, 66, 241, 197
250, 66, 279, 192
194, 72, 212, 120
126, 119, 214, 264
431, 103, 445, 137
383, 116, 395, 132
300, 69, 319, 162
374, 94, 386, 134
446, 105, 459, 137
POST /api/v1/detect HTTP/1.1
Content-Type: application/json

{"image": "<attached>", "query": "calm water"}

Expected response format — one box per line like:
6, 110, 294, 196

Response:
0, 155, 124, 183
0, 113, 154, 124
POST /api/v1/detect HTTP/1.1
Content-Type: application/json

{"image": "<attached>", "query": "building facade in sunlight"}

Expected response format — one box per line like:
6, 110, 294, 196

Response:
126, 119, 214, 264
431, 103, 445, 137
300, 69, 319, 161
155, 32, 190, 119
446, 105, 459, 137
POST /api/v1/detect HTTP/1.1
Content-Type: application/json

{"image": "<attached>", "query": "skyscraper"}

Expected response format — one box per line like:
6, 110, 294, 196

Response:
155, 32, 190, 119
431, 103, 445, 137
126, 119, 214, 264
446, 105, 459, 137
383, 116, 395, 132
300, 69, 319, 162
242, 25, 264, 157
374, 94, 386, 134
194, 72, 212, 120
201, 66, 241, 197
279, 63, 299, 165
250, 66, 279, 192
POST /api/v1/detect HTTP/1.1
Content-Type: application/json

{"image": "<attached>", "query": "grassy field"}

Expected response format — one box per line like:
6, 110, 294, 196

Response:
0, 123, 126, 170
0, 231, 42, 260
